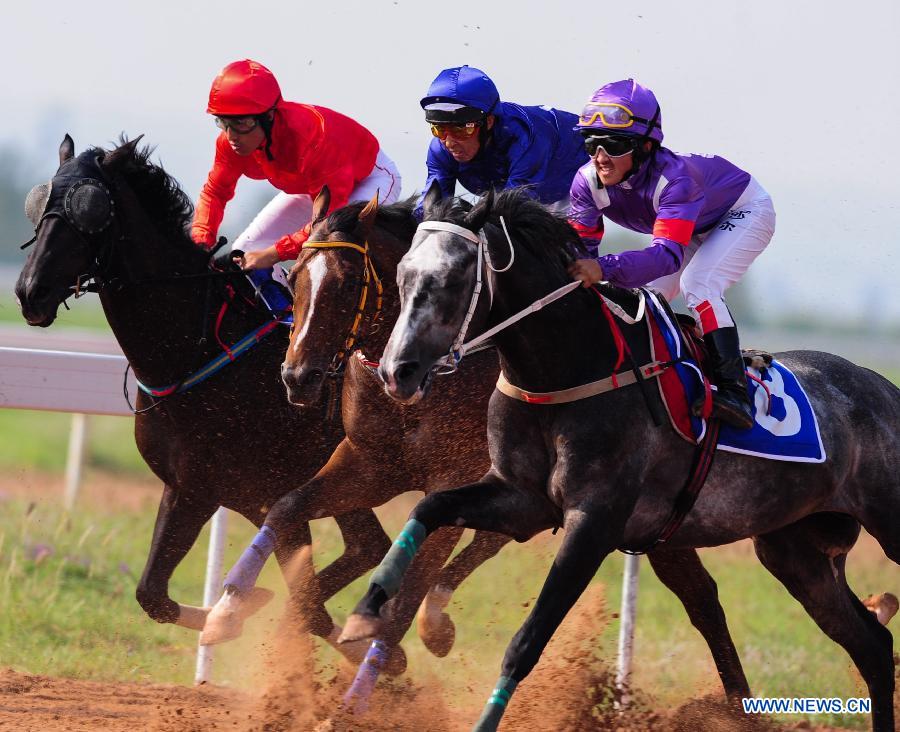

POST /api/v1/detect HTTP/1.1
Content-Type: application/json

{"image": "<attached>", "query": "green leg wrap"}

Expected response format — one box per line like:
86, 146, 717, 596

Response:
472, 676, 518, 732
369, 519, 427, 598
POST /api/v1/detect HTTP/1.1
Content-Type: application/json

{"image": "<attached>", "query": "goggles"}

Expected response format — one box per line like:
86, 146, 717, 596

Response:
583, 134, 638, 158
578, 102, 655, 130
430, 122, 481, 141
214, 115, 260, 134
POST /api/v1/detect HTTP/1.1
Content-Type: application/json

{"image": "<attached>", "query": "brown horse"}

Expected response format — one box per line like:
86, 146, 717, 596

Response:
13, 136, 392, 664
202, 188, 752, 703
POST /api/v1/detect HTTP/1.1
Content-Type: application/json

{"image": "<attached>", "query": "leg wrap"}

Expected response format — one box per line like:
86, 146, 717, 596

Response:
369, 519, 427, 598
473, 676, 519, 732
223, 525, 276, 594
342, 639, 388, 714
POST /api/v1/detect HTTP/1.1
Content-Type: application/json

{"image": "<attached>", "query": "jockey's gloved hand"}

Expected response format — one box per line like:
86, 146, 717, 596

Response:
209, 238, 242, 272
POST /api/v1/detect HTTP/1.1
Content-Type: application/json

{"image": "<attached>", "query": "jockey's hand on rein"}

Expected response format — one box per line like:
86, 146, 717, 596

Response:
208, 238, 242, 272
568, 258, 604, 288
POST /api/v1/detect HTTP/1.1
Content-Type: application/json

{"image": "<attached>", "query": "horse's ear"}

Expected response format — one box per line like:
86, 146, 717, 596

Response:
105, 135, 145, 169
358, 191, 379, 238
421, 179, 443, 220
59, 134, 75, 165
464, 188, 494, 232
312, 185, 331, 223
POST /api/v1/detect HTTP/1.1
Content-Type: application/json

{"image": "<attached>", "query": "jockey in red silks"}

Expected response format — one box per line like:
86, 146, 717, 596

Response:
192, 59, 401, 316
567, 79, 776, 429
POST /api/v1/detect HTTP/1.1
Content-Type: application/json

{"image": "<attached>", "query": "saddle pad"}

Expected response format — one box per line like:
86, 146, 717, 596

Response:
643, 289, 826, 463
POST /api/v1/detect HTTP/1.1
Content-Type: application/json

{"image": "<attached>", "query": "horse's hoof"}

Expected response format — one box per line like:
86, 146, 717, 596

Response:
863, 592, 899, 626
418, 611, 456, 658
416, 586, 456, 657
326, 624, 370, 665
338, 613, 382, 644
199, 587, 274, 645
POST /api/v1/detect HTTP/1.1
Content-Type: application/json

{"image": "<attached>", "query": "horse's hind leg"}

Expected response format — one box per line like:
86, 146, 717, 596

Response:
647, 548, 750, 701
753, 514, 895, 732
418, 531, 511, 656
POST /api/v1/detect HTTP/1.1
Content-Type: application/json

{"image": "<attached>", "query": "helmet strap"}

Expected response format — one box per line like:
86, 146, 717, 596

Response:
624, 104, 661, 179
259, 106, 278, 161
477, 113, 492, 152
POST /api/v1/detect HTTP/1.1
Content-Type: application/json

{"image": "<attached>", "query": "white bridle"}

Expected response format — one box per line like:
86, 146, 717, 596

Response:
412, 217, 646, 374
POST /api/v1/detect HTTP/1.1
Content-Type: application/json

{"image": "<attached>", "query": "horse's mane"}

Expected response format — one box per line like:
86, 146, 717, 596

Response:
323, 197, 419, 241
488, 188, 582, 263
101, 137, 195, 245
488, 189, 642, 308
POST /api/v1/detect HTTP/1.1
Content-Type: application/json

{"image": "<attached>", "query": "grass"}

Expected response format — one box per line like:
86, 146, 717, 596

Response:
0, 477, 895, 730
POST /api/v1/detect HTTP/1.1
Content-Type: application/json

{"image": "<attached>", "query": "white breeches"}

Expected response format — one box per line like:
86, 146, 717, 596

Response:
233, 149, 402, 285
649, 177, 776, 334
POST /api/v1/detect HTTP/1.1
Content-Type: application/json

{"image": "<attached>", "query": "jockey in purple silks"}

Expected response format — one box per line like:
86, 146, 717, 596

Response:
567, 79, 776, 430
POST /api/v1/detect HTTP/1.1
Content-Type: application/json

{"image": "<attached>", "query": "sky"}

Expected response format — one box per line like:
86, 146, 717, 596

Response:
5, 0, 900, 324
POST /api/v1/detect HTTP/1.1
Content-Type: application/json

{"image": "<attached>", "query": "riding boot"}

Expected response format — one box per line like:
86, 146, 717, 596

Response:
694, 326, 754, 430
248, 267, 293, 322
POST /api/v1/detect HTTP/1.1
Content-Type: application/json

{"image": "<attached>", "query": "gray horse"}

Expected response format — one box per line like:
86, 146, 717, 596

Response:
342, 187, 899, 731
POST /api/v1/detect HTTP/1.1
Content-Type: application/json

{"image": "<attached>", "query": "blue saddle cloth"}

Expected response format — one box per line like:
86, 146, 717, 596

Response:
644, 290, 826, 463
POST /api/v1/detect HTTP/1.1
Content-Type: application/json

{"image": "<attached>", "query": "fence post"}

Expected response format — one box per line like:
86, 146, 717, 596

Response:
615, 553, 640, 706
194, 506, 229, 684
63, 413, 89, 510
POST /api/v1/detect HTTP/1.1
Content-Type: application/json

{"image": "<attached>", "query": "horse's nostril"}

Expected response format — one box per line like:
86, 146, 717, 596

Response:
396, 361, 420, 383
32, 284, 53, 302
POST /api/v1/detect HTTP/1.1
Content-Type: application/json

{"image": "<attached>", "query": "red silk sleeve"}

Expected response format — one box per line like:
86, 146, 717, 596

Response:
274, 223, 312, 261
191, 136, 242, 248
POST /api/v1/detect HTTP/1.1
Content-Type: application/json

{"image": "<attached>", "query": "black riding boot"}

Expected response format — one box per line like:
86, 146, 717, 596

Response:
694, 326, 754, 430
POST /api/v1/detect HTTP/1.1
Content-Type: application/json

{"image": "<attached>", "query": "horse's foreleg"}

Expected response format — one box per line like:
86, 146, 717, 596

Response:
647, 548, 750, 701
418, 531, 511, 657
136, 483, 217, 627
471, 506, 618, 732
754, 519, 895, 732
341, 478, 555, 645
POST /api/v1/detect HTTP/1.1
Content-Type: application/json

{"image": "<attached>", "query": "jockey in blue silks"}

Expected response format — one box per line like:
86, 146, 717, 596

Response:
416, 65, 588, 217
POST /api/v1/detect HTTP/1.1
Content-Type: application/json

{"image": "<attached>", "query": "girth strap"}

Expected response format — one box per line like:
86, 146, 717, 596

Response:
496, 360, 669, 405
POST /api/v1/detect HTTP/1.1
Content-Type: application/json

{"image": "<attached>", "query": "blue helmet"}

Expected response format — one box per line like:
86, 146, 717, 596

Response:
421, 66, 500, 123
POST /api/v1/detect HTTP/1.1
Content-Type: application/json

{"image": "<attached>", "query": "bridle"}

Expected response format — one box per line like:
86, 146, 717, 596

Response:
301, 239, 384, 376
414, 219, 588, 374
23, 170, 122, 300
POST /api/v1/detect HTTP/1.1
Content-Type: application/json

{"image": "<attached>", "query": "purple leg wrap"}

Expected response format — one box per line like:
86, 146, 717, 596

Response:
342, 639, 388, 714
223, 525, 276, 594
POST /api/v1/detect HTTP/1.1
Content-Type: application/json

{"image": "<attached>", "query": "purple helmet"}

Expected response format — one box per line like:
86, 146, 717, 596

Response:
576, 79, 663, 143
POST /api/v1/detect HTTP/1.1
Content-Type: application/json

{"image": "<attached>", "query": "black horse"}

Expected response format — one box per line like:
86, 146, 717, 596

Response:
344, 187, 899, 731
204, 189, 750, 704
14, 135, 392, 664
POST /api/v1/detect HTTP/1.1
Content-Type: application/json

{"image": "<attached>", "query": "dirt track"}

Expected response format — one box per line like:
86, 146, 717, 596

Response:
0, 583, 859, 732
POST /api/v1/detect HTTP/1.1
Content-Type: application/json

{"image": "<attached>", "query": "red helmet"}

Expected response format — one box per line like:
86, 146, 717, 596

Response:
207, 59, 282, 116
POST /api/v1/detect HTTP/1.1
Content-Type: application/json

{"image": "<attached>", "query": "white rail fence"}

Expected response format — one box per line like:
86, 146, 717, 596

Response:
0, 342, 227, 684
0, 338, 640, 692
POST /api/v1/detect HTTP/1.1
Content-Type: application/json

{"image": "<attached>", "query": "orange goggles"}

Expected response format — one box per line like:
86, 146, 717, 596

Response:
430, 122, 481, 140
578, 103, 640, 129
